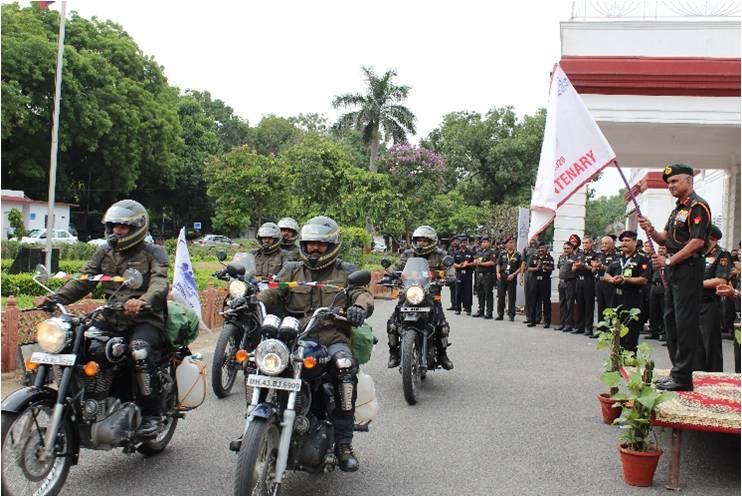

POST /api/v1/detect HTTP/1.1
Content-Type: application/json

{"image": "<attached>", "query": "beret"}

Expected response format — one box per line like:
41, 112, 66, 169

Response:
662, 163, 694, 183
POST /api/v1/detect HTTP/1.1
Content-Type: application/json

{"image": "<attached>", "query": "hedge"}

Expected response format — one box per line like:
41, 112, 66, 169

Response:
0, 273, 107, 298
0, 241, 98, 260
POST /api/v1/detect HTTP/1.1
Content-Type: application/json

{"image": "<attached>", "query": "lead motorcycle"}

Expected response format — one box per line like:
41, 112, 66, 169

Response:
232, 270, 375, 496
381, 256, 454, 405
1, 266, 201, 496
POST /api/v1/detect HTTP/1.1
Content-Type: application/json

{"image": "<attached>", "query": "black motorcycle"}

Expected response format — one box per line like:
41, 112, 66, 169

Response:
211, 252, 266, 398
381, 256, 453, 405
232, 270, 372, 496
1, 266, 198, 496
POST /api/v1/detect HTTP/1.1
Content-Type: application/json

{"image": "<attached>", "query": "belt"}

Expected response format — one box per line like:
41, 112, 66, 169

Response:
653, 281, 664, 287
615, 288, 623, 295
577, 275, 593, 281
536, 276, 544, 281
702, 294, 720, 304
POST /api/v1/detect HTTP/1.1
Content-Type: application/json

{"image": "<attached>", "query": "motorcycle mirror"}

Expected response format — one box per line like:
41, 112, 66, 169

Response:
123, 268, 144, 289
347, 270, 371, 288
217, 251, 227, 262
442, 255, 454, 268
226, 262, 246, 278
380, 258, 391, 269
34, 264, 49, 284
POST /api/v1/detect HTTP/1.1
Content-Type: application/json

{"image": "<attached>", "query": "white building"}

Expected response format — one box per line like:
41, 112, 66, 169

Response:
1, 190, 77, 240
554, 0, 740, 249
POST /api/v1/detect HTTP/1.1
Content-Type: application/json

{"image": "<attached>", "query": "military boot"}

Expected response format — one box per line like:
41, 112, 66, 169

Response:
336, 443, 359, 472
387, 346, 400, 368
438, 350, 454, 370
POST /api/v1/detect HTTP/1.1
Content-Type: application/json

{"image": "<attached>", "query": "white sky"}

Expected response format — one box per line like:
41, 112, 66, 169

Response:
10, 0, 622, 197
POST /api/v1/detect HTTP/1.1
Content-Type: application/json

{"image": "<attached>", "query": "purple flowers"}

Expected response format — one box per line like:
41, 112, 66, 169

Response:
386, 144, 445, 175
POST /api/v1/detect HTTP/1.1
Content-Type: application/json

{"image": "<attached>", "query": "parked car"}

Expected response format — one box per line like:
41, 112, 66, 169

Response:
20, 228, 78, 245
194, 234, 239, 247
372, 236, 387, 253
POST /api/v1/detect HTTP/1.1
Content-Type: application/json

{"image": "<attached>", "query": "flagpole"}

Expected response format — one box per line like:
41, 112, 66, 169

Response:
613, 159, 667, 287
45, 0, 67, 271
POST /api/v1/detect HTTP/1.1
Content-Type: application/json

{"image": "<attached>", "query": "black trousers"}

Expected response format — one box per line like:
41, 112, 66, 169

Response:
664, 258, 704, 385
575, 275, 596, 332
448, 281, 457, 308
530, 275, 551, 324
497, 277, 517, 318
649, 284, 665, 336
476, 272, 495, 316
523, 273, 533, 322
614, 290, 642, 353
699, 299, 723, 372
640, 283, 651, 329
455, 270, 473, 312
596, 280, 615, 325
558, 279, 576, 327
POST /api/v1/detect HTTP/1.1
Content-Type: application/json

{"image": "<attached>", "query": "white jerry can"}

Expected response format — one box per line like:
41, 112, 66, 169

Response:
354, 370, 379, 425
175, 354, 207, 408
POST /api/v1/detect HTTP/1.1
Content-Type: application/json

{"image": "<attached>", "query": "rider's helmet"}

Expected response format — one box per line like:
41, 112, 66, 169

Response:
298, 216, 341, 270
257, 222, 281, 254
277, 217, 300, 247
102, 199, 149, 251
411, 225, 438, 256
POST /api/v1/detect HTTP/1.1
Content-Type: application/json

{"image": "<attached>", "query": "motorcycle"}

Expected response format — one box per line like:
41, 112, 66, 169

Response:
211, 251, 266, 398
232, 270, 374, 496
381, 256, 454, 405
1, 266, 202, 496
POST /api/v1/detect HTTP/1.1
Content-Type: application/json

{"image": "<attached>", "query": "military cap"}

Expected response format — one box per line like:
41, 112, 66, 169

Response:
709, 224, 723, 240
662, 163, 694, 183
619, 230, 638, 241
568, 233, 581, 248
537, 240, 546, 247
503, 235, 514, 243
480, 235, 491, 241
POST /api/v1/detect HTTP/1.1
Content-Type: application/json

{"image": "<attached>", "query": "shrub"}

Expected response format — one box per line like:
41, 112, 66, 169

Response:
1, 241, 20, 259
0, 273, 105, 298
59, 243, 98, 260
339, 226, 372, 267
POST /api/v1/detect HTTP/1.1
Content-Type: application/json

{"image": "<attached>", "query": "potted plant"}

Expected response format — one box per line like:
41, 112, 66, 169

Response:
596, 306, 638, 423
603, 343, 674, 487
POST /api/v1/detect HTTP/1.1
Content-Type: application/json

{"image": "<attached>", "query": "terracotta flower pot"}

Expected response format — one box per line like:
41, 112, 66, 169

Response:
618, 444, 662, 487
597, 393, 621, 424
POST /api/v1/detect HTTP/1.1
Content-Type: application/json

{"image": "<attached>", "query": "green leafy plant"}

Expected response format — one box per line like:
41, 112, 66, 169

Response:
597, 306, 639, 395
7, 208, 25, 238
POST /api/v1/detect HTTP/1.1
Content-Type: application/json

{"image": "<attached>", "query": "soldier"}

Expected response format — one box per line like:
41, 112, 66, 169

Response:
251, 222, 289, 280
573, 236, 598, 336
446, 238, 460, 310
594, 235, 618, 332
636, 240, 651, 333
277, 217, 300, 260
556, 236, 579, 331
495, 236, 522, 321
639, 163, 711, 391
520, 239, 539, 325
453, 236, 475, 315
648, 245, 668, 340
526, 241, 554, 328
473, 235, 497, 319
699, 225, 732, 372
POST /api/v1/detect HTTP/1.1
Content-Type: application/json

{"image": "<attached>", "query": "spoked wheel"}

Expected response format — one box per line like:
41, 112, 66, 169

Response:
1, 400, 73, 496
212, 325, 241, 398
401, 332, 421, 405
234, 419, 280, 496
136, 414, 178, 456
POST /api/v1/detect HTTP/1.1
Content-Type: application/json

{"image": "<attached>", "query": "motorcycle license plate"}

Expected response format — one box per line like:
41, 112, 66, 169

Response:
400, 307, 430, 312
247, 374, 301, 392
30, 352, 76, 366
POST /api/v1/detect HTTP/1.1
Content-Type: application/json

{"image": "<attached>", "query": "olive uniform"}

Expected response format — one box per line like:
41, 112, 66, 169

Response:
699, 244, 731, 372
606, 250, 651, 352
280, 244, 300, 261
574, 248, 598, 335
250, 247, 289, 280
496, 249, 522, 320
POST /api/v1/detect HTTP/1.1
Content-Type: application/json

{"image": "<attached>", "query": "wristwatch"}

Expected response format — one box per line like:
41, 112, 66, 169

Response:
665, 257, 672, 267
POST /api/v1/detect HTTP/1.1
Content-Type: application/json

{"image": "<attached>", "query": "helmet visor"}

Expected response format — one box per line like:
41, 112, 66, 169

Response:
103, 206, 146, 228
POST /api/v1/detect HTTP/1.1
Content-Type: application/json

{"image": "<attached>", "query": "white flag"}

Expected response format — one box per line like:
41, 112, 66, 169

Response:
172, 227, 202, 319
528, 64, 616, 242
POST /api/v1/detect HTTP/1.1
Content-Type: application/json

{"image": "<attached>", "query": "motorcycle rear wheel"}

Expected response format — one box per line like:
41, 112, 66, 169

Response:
401, 332, 421, 405
136, 415, 178, 456
212, 325, 241, 398
234, 418, 280, 496
1, 400, 73, 496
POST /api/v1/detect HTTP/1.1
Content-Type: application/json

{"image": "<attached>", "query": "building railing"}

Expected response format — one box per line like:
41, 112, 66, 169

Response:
570, 0, 740, 20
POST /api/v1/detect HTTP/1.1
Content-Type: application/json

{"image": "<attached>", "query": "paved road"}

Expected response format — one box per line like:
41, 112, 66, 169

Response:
6, 294, 740, 495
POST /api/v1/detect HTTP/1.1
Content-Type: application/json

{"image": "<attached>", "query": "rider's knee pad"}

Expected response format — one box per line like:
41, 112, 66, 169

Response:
333, 350, 357, 412
129, 339, 151, 361
130, 339, 153, 396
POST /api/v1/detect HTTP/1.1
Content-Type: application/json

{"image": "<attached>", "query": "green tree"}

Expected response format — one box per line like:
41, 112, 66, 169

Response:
585, 188, 627, 238
332, 66, 416, 173
248, 115, 301, 156
7, 207, 25, 238
185, 89, 250, 152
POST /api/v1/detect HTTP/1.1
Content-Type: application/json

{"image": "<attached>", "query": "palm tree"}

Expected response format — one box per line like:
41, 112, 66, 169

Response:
332, 66, 416, 173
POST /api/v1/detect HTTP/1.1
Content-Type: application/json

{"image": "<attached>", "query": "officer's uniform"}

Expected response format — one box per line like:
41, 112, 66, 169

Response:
574, 247, 598, 335
699, 241, 731, 372
280, 243, 300, 261
648, 261, 666, 339
527, 250, 554, 326
496, 248, 522, 320
454, 244, 475, 314
521, 244, 539, 323
251, 246, 289, 280
606, 247, 651, 352
596, 248, 618, 324
557, 252, 578, 330
474, 242, 497, 318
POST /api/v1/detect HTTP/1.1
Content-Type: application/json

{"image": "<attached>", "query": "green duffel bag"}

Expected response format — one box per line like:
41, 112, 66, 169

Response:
351, 323, 375, 365
165, 300, 200, 347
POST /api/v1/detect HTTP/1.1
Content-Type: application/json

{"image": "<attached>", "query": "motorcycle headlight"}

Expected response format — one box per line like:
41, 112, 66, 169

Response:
36, 318, 71, 353
255, 339, 290, 376
229, 280, 248, 299
405, 286, 425, 305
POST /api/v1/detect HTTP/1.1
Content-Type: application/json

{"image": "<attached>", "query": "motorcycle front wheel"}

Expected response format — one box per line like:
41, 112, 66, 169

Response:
1, 400, 73, 496
212, 324, 242, 398
234, 418, 280, 496
401, 331, 422, 405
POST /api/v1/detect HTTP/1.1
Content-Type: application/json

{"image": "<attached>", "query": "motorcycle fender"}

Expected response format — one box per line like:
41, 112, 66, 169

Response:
249, 403, 278, 422
402, 313, 420, 322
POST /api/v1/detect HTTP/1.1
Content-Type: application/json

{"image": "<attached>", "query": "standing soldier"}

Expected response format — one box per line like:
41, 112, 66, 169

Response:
278, 217, 300, 260
453, 236, 475, 315
495, 236, 522, 321
648, 245, 668, 340
594, 235, 618, 331
446, 238, 460, 310
520, 239, 539, 325
556, 237, 579, 331
604, 231, 651, 353
573, 236, 598, 336
527, 241, 554, 328
639, 163, 711, 391
473, 236, 497, 319
699, 225, 732, 372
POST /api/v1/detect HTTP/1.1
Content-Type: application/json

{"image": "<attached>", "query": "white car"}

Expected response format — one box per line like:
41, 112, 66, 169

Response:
20, 229, 78, 245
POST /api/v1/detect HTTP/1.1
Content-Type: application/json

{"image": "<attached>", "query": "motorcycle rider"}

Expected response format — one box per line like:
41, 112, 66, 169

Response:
256, 216, 374, 472
34, 199, 169, 437
385, 225, 454, 370
251, 222, 289, 279
278, 217, 300, 260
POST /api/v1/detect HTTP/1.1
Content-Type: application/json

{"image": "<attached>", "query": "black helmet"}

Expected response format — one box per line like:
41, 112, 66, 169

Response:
299, 216, 342, 270
257, 222, 281, 254
277, 217, 300, 247
411, 225, 438, 256
102, 199, 149, 251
